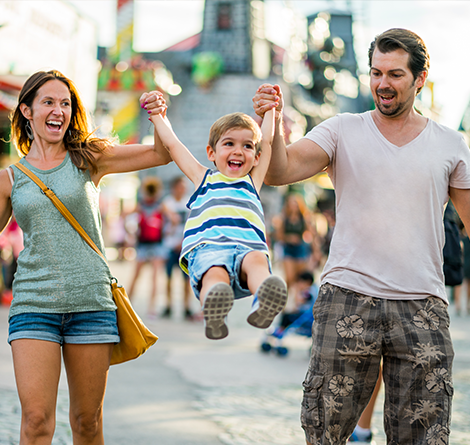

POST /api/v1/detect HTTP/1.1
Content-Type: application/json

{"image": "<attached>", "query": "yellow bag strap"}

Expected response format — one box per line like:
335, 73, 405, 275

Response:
14, 162, 108, 264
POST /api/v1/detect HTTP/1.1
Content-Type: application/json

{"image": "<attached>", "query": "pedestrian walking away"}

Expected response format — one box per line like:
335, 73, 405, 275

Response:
161, 176, 194, 320
143, 96, 288, 340
127, 176, 167, 317
1, 70, 171, 444
253, 28, 470, 445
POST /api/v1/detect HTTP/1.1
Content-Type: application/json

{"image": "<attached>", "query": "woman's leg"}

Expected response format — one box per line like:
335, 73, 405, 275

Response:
283, 256, 297, 288
148, 258, 163, 314
11, 339, 62, 445
294, 257, 309, 280
357, 366, 382, 429
183, 275, 193, 315
127, 260, 145, 301
63, 343, 113, 445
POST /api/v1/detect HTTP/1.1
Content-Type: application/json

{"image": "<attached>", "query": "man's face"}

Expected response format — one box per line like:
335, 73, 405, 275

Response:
370, 48, 426, 118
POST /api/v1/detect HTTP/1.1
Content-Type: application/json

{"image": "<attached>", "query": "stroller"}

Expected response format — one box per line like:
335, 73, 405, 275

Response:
260, 283, 318, 356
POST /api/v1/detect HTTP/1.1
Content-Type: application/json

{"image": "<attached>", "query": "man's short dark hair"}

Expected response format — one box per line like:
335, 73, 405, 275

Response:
368, 28, 430, 94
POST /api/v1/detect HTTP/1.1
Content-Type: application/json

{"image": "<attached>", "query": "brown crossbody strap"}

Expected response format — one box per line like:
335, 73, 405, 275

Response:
14, 162, 108, 264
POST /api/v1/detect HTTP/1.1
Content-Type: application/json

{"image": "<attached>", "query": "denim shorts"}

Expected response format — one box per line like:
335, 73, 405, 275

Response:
8, 311, 120, 345
136, 242, 168, 261
186, 243, 271, 300
283, 242, 310, 260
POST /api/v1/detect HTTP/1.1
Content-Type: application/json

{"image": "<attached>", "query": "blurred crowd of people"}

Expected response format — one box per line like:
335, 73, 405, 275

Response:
3, 178, 469, 323
102, 182, 337, 321
103, 182, 336, 321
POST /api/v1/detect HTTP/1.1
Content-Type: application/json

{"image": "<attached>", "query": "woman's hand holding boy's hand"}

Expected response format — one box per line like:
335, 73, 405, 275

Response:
140, 91, 167, 118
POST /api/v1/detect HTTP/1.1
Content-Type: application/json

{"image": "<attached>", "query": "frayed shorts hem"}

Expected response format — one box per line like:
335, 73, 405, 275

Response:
8, 331, 120, 345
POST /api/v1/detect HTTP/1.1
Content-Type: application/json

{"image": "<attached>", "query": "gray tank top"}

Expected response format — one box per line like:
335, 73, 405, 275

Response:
9, 152, 116, 319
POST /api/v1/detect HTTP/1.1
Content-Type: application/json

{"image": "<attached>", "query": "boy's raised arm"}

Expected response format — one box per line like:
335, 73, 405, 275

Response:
143, 93, 206, 187
251, 109, 274, 192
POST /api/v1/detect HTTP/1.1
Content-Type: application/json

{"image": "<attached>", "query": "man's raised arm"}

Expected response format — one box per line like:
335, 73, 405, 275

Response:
253, 84, 330, 186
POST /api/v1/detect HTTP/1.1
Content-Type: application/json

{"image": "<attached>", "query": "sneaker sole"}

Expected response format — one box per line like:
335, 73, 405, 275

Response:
203, 283, 234, 340
247, 276, 288, 329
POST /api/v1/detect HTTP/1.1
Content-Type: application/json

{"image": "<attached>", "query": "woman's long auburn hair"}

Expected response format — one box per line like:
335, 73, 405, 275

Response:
10, 70, 111, 173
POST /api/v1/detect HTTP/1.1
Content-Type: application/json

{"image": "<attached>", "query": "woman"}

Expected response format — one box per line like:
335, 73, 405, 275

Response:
273, 193, 317, 289
0, 70, 170, 444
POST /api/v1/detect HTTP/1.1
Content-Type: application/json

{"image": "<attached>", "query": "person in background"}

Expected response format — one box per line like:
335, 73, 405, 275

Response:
275, 270, 318, 334
272, 194, 316, 291
2, 70, 171, 444
0, 216, 23, 306
161, 176, 194, 320
453, 228, 470, 316
253, 28, 470, 444
348, 368, 382, 443
128, 176, 166, 317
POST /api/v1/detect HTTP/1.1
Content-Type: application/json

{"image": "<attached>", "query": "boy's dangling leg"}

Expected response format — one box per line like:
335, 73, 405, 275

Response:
200, 266, 234, 340
203, 283, 234, 339
239, 250, 288, 329
247, 275, 288, 329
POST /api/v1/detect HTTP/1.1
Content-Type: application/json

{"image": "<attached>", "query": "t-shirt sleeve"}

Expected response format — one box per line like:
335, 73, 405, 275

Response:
450, 135, 470, 189
303, 115, 340, 161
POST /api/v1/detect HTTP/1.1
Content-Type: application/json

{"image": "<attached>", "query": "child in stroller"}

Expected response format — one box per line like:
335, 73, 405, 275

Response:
261, 271, 318, 356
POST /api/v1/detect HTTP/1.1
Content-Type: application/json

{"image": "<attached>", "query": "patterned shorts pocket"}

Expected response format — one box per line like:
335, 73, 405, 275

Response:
443, 380, 454, 427
301, 373, 324, 430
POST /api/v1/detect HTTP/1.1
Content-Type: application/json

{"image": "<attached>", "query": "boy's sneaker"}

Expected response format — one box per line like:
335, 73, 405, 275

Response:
247, 276, 288, 329
203, 283, 234, 340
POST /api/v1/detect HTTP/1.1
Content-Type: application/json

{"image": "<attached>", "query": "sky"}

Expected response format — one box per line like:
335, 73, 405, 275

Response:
67, 0, 470, 130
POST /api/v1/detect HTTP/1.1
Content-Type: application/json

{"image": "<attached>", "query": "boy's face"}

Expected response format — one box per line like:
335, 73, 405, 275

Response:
207, 127, 260, 178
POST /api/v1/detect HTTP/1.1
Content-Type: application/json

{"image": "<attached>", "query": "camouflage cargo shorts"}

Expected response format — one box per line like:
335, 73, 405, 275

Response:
301, 283, 454, 445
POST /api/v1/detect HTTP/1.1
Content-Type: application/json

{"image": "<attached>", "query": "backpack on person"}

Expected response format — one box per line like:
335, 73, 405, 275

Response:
443, 201, 463, 286
138, 208, 163, 243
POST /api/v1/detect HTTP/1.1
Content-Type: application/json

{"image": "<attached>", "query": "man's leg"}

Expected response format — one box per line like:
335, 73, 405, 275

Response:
301, 284, 382, 444
382, 296, 454, 445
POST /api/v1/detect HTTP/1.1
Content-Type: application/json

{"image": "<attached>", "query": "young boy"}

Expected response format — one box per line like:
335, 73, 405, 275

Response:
143, 93, 287, 340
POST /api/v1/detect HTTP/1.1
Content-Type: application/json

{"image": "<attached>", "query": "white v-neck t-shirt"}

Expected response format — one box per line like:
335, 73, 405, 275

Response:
304, 111, 470, 302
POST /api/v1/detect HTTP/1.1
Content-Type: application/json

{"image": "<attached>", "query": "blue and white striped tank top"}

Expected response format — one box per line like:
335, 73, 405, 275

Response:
179, 170, 269, 274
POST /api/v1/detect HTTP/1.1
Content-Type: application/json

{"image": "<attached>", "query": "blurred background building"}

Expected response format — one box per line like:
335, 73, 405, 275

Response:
0, 0, 452, 251
0, 0, 99, 160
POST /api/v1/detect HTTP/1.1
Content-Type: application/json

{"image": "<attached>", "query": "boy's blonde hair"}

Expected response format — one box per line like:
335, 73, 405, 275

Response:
208, 112, 263, 154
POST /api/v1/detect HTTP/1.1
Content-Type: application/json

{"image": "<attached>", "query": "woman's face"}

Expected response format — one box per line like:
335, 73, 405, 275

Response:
24, 79, 72, 146
286, 196, 300, 213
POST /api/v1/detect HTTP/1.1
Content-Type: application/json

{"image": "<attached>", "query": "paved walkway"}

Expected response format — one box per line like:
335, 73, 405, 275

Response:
1, 261, 470, 444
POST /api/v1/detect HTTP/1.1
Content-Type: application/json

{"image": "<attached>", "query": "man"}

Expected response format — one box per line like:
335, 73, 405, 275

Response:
253, 28, 470, 445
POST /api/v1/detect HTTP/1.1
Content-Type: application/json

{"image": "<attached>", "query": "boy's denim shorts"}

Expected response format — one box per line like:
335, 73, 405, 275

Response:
186, 243, 271, 300
8, 310, 120, 345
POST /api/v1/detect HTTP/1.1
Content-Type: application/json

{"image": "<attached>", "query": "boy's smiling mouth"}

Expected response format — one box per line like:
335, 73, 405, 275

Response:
228, 160, 243, 169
